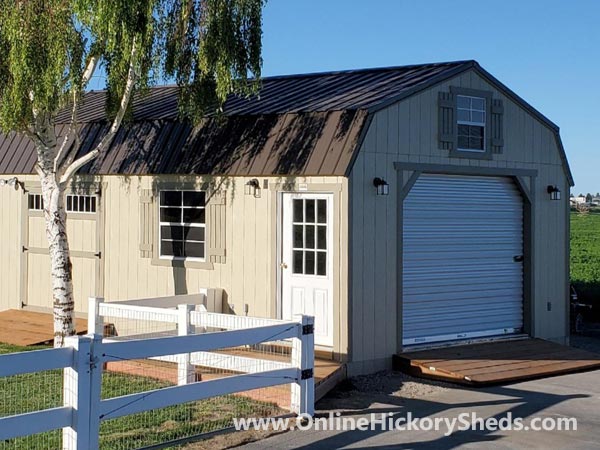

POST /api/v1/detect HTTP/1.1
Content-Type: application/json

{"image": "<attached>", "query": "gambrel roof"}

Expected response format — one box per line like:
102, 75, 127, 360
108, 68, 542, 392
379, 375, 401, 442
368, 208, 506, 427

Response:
0, 60, 573, 184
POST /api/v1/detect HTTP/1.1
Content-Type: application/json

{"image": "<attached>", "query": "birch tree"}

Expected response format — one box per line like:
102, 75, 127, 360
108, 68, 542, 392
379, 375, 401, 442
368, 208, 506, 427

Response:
0, 0, 264, 346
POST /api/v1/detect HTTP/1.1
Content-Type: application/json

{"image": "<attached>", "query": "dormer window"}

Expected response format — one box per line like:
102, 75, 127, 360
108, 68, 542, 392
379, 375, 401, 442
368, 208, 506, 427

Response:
457, 95, 485, 152
438, 87, 503, 158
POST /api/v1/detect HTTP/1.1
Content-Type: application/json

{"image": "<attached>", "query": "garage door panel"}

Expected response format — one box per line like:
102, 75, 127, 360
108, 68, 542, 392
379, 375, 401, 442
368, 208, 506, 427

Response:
405, 313, 523, 329
402, 174, 524, 346
404, 281, 523, 295
405, 289, 523, 304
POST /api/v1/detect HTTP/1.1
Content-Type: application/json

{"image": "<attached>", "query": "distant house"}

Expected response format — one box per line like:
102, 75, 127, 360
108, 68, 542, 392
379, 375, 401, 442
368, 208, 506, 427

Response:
572, 195, 588, 205
0, 60, 573, 375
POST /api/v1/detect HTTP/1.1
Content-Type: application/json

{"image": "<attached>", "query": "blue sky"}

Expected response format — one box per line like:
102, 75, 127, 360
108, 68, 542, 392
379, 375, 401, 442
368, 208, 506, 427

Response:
87, 1, 598, 193
259, 0, 599, 195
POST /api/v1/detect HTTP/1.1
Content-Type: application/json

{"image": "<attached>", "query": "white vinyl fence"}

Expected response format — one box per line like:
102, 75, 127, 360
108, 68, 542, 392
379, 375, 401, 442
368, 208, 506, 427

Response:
0, 297, 314, 450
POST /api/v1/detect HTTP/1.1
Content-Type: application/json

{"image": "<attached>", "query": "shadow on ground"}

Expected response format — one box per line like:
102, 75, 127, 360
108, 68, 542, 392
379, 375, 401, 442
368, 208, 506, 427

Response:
299, 371, 590, 450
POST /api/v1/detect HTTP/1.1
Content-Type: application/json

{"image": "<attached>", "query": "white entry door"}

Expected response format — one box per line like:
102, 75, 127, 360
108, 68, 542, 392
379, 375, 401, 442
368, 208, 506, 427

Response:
281, 193, 334, 347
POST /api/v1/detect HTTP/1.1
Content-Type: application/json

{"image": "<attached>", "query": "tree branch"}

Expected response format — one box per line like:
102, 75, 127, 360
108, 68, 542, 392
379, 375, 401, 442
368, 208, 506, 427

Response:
54, 55, 99, 172
59, 43, 138, 185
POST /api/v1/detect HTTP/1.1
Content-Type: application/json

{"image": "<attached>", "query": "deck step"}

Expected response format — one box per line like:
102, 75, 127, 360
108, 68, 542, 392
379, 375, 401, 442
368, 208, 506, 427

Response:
394, 338, 600, 386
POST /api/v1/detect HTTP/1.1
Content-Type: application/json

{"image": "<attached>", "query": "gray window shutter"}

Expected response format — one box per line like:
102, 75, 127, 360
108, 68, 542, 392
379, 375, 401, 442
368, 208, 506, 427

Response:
490, 99, 504, 154
438, 91, 456, 150
139, 189, 155, 258
207, 191, 227, 264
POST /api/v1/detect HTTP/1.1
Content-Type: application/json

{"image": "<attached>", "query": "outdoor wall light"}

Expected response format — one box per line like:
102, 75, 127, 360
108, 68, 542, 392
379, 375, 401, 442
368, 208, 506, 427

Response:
245, 178, 260, 197
373, 177, 389, 196
547, 185, 561, 201
0, 177, 20, 190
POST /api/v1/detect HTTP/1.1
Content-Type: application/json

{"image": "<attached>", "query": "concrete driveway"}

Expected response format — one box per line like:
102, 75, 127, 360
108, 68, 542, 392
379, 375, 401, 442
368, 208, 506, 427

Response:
240, 369, 600, 449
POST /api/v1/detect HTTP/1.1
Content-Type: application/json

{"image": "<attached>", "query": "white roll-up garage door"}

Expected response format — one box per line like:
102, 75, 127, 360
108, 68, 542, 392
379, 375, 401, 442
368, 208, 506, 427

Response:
402, 174, 524, 346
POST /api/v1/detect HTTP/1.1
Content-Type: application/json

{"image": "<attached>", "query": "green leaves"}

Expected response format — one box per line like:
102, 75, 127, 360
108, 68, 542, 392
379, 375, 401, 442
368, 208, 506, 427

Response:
162, 0, 264, 121
0, 0, 264, 133
0, 0, 84, 131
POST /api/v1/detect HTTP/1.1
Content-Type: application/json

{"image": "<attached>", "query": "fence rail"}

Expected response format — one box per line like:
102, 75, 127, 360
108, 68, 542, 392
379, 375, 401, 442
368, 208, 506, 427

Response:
0, 296, 314, 449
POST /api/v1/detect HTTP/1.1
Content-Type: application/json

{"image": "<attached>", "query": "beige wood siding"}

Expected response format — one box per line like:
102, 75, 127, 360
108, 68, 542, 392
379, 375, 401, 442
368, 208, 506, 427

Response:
100, 175, 349, 357
0, 174, 349, 358
348, 68, 570, 373
0, 184, 23, 310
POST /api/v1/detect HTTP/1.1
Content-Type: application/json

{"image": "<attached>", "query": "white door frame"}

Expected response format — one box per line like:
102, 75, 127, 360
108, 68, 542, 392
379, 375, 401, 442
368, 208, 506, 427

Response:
277, 192, 334, 347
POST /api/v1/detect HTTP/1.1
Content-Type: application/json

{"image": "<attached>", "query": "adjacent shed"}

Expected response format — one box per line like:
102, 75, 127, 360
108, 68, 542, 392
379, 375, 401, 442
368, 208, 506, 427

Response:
0, 60, 573, 374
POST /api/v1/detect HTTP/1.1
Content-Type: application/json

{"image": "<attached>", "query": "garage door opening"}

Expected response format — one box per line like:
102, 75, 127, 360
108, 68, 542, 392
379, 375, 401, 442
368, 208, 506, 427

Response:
402, 174, 524, 346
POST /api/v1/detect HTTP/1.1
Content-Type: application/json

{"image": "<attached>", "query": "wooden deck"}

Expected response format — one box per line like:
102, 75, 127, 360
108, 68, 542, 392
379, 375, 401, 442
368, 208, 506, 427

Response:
217, 348, 345, 401
107, 349, 345, 406
0, 309, 346, 404
394, 338, 600, 386
0, 309, 88, 346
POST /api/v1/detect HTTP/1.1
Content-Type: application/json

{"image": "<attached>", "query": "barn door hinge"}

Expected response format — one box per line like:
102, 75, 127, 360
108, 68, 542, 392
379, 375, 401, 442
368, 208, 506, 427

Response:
22, 246, 28, 252
300, 369, 314, 380
94, 252, 102, 259
302, 324, 314, 335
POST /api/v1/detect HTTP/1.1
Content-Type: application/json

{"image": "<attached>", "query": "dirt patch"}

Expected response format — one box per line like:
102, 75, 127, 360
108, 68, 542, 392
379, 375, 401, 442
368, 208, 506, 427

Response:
182, 423, 291, 449
182, 371, 456, 448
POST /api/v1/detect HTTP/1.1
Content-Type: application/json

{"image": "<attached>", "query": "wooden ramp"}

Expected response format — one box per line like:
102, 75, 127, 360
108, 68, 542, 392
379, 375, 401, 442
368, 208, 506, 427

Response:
0, 309, 88, 346
393, 338, 600, 386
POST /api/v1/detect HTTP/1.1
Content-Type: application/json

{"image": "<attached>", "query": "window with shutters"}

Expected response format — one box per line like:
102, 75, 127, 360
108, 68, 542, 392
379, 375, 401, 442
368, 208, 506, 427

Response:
456, 95, 485, 152
439, 86, 503, 158
159, 190, 206, 260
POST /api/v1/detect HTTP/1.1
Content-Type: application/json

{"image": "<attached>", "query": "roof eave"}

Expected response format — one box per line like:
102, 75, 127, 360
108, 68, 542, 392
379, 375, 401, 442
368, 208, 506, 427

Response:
472, 63, 573, 186
366, 60, 574, 187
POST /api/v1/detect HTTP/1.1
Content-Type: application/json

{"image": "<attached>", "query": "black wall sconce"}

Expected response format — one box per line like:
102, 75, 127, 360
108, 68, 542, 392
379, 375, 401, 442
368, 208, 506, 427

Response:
245, 178, 260, 197
547, 185, 561, 201
373, 177, 389, 196
0, 177, 21, 191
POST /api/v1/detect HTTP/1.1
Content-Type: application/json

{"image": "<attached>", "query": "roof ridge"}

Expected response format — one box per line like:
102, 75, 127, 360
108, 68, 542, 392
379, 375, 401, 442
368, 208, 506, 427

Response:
86, 60, 476, 92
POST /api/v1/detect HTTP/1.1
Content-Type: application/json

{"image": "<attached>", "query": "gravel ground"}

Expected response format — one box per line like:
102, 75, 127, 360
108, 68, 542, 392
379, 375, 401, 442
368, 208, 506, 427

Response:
316, 370, 454, 413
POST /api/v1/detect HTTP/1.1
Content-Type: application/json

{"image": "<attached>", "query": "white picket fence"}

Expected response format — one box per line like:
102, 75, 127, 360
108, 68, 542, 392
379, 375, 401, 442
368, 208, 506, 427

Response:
0, 296, 315, 449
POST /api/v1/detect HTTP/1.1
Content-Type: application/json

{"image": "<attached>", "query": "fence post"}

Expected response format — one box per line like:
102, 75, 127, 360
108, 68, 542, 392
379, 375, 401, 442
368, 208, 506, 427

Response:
88, 297, 105, 336
177, 304, 195, 385
291, 314, 315, 417
63, 335, 93, 450
87, 333, 104, 450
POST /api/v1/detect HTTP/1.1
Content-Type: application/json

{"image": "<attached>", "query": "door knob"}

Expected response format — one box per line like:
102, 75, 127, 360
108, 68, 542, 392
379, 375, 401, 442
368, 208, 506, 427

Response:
513, 255, 524, 262
281, 262, 288, 269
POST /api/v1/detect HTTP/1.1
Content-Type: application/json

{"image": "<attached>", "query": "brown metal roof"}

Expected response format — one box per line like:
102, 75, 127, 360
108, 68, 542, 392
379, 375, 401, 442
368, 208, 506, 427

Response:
0, 60, 483, 176
0, 111, 369, 176
53, 60, 470, 122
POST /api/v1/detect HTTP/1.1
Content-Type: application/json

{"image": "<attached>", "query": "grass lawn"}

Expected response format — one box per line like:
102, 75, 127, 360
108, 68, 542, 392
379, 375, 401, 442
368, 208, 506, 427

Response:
571, 210, 600, 317
0, 343, 282, 450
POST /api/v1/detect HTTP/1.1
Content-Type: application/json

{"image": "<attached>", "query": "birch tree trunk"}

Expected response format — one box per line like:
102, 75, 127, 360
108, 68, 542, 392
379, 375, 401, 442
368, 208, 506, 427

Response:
32, 118, 75, 347
42, 175, 74, 347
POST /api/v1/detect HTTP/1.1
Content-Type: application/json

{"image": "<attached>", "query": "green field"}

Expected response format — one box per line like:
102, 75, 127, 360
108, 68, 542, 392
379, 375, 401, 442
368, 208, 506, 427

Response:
0, 343, 280, 450
571, 210, 600, 312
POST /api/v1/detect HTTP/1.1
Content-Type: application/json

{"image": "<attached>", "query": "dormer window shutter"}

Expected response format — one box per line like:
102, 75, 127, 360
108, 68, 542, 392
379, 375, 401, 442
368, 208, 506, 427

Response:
438, 91, 456, 150
139, 189, 155, 258
490, 98, 504, 154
